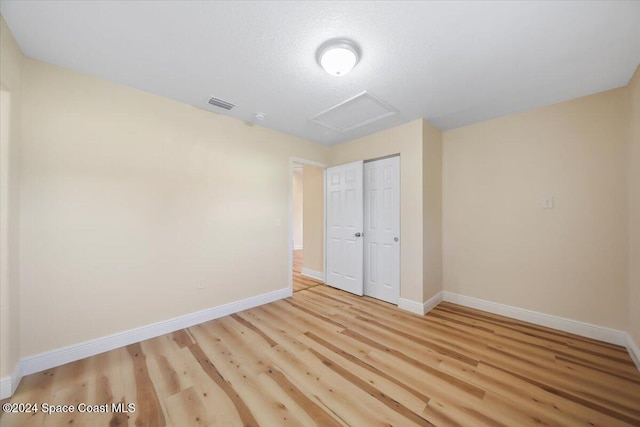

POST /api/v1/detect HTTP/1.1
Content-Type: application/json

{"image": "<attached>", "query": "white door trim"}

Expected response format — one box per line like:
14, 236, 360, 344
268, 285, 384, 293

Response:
289, 157, 327, 293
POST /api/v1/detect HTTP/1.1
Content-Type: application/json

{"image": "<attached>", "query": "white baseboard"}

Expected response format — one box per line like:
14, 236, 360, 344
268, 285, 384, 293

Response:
294, 245, 303, 251
423, 291, 443, 314
0, 376, 9, 400
0, 360, 23, 400
398, 298, 425, 315
3, 287, 290, 398
441, 291, 627, 347
12, 360, 22, 396
301, 268, 324, 282
626, 333, 640, 371
398, 292, 443, 316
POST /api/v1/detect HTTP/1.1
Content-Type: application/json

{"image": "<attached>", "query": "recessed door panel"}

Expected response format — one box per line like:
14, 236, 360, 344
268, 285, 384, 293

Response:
383, 243, 393, 288
368, 190, 378, 230
330, 191, 341, 227
329, 238, 342, 276
345, 188, 357, 228
383, 188, 393, 231
330, 172, 341, 185
368, 243, 378, 285
344, 239, 358, 279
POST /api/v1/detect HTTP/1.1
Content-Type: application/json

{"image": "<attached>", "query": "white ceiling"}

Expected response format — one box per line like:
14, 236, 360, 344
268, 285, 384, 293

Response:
1, 1, 639, 145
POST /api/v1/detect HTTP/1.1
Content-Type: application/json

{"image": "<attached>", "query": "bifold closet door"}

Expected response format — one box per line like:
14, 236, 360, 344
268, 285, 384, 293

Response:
364, 156, 400, 304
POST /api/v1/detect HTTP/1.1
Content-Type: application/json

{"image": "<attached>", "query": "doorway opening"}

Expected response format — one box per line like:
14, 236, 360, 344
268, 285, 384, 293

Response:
289, 158, 327, 294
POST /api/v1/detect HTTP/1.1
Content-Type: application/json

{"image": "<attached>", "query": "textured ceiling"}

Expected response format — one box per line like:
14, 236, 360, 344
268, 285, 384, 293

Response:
1, 1, 639, 145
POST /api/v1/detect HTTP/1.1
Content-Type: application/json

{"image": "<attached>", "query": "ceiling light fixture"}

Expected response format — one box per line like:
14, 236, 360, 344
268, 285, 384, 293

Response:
317, 39, 360, 77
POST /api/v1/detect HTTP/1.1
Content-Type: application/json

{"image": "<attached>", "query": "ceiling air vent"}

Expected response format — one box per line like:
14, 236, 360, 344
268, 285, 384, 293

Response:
207, 96, 235, 110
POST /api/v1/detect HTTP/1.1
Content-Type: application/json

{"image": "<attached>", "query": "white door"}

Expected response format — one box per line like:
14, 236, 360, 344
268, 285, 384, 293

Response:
325, 161, 364, 295
364, 156, 400, 304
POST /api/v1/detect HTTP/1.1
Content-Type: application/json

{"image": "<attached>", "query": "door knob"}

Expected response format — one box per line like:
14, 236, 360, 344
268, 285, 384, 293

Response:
394, 237, 399, 242
355, 232, 362, 237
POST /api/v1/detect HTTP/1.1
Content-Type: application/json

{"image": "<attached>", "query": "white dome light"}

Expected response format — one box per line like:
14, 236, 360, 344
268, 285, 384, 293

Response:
317, 40, 360, 77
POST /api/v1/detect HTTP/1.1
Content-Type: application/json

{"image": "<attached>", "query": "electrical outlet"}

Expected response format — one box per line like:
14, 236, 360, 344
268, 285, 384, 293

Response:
542, 197, 554, 209
274, 218, 281, 227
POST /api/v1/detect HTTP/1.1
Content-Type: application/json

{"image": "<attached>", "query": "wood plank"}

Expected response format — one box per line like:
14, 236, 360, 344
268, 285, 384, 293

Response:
188, 342, 259, 427
126, 343, 167, 427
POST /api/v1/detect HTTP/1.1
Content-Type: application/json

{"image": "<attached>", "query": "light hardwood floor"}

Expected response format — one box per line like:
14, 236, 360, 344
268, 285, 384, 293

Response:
293, 249, 322, 293
2, 285, 639, 426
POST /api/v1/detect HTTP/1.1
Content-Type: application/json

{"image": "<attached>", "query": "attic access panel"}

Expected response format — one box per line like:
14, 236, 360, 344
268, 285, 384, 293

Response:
311, 91, 398, 133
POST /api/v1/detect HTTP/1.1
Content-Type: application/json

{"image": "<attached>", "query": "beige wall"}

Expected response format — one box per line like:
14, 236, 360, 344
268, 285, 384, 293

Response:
329, 120, 425, 303
443, 88, 630, 329
629, 65, 640, 348
292, 168, 303, 248
302, 165, 324, 272
423, 121, 443, 301
19, 58, 329, 356
0, 16, 22, 378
